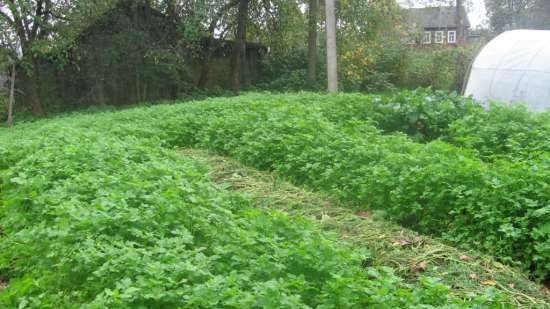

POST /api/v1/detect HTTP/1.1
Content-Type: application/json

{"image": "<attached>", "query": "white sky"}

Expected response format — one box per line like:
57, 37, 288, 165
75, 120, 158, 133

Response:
397, 0, 488, 29
467, 0, 488, 28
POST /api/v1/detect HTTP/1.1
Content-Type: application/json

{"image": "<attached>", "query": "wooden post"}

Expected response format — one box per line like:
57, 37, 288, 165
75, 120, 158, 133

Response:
456, 0, 464, 44
7, 63, 15, 128
325, 0, 338, 92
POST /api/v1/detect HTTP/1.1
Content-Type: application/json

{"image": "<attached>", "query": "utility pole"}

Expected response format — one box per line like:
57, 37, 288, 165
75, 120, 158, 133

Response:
456, 0, 464, 44
325, 0, 338, 92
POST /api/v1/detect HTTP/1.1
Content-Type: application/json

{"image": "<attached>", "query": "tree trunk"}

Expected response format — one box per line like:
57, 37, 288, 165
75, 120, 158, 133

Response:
166, 0, 177, 22
28, 59, 44, 116
7, 63, 16, 128
231, 0, 248, 92
325, 0, 338, 92
307, 0, 318, 86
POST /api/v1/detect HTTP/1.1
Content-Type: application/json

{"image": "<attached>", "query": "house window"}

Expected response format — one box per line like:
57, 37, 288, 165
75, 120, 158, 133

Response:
435, 31, 444, 44
448, 31, 457, 43
422, 31, 431, 44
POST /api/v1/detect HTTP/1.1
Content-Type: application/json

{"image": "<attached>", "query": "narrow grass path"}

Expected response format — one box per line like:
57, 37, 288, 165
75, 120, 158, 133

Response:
181, 148, 550, 309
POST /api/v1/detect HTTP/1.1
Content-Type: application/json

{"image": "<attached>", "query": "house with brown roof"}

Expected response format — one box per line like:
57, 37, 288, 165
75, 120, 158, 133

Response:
407, 6, 471, 46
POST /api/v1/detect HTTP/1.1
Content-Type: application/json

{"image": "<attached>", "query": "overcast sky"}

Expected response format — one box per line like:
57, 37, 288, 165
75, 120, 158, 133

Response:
468, 0, 488, 28
398, 0, 488, 28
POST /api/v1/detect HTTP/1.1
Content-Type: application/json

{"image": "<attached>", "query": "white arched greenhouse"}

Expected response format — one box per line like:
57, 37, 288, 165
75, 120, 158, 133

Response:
464, 30, 550, 112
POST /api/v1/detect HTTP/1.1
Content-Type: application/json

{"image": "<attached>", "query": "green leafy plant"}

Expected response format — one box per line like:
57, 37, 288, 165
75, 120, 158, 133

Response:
446, 103, 550, 160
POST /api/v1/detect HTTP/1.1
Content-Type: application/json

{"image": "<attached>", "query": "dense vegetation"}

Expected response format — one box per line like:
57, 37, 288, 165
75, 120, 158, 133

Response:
0, 90, 548, 307
162, 91, 549, 280
1, 0, 481, 118
0, 91, 522, 308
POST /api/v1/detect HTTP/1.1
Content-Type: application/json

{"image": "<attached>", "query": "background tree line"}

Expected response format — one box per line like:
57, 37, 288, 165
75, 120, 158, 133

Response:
0, 0, 400, 117
485, 0, 550, 32
1, 0, 549, 122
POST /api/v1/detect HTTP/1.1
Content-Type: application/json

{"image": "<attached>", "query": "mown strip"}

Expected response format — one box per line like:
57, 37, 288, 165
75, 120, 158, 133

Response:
182, 148, 550, 309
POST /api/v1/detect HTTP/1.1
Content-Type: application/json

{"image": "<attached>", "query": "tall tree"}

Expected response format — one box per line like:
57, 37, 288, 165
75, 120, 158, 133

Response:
0, 0, 115, 115
484, 0, 550, 33
307, 0, 318, 86
325, 0, 338, 92
151, 0, 240, 89
0, 10, 17, 125
0, 0, 57, 115
231, 0, 249, 92
530, 0, 550, 29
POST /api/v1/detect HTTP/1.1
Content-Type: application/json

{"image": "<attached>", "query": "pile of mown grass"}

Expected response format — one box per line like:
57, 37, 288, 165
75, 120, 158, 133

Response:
181, 148, 549, 309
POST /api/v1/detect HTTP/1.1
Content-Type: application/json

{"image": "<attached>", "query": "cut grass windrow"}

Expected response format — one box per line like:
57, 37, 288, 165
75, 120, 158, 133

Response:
181, 148, 550, 309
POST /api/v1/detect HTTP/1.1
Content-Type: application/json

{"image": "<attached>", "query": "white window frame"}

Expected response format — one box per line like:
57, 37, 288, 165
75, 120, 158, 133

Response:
435, 31, 444, 44
422, 31, 432, 44
448, 30, 457, 43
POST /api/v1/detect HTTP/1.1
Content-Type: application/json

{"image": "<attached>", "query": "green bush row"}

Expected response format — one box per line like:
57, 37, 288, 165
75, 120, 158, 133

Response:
0, 99, 513, 307
446, 104, 550, 160
1, 129, 511, 308
311, 89, 481, 142
310, 89, 550, 160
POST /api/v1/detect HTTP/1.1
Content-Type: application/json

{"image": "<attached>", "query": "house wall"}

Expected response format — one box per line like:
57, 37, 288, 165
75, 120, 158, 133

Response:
411, 27, 470, 47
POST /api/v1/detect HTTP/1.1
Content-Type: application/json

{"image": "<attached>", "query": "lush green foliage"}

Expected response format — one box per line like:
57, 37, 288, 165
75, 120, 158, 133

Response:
256, 0, 406, 93
314, 89, 482, 142
446, 104, 550, 160
149, 92, 547, 279
155, 90, 550, 279
260, 44, 476, 96
398, 47, 477, 92
0, 93, 517, 308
